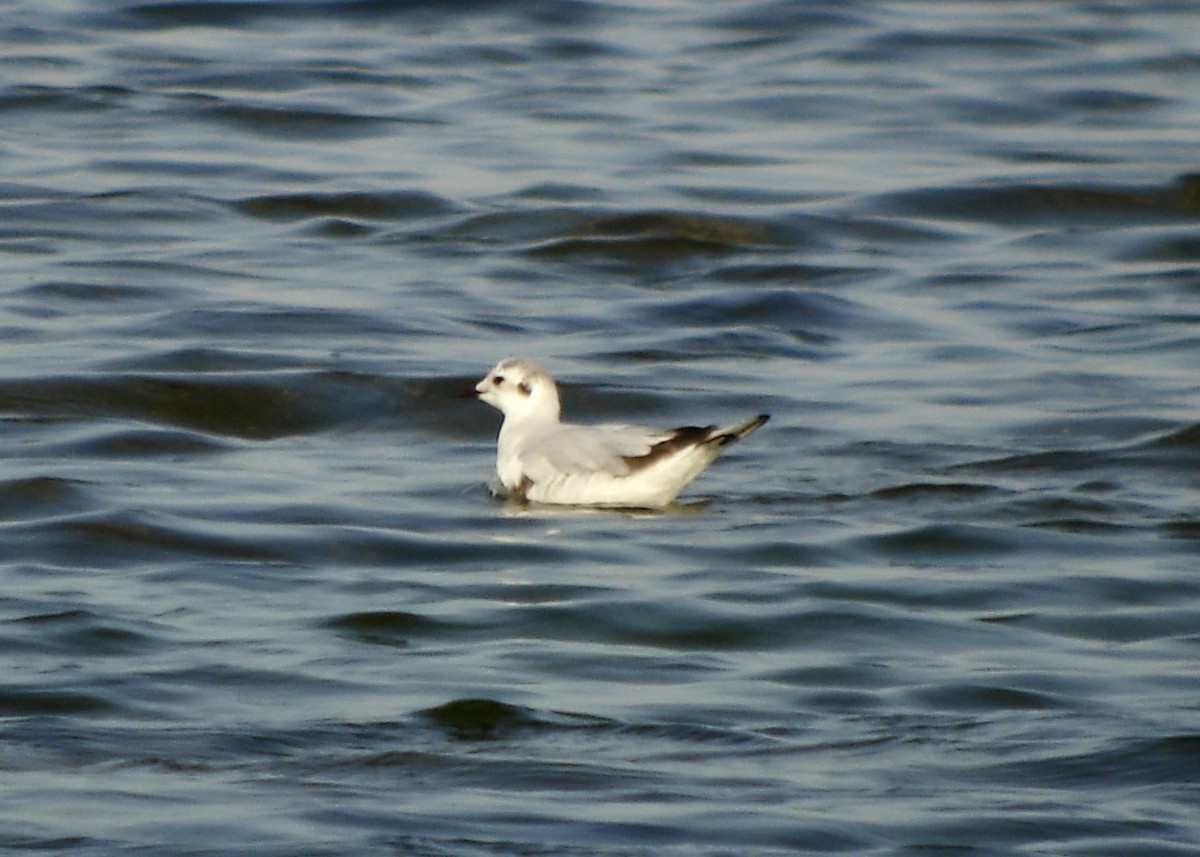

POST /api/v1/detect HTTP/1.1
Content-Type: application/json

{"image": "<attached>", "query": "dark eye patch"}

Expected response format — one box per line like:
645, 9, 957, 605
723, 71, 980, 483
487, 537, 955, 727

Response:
518, 381, 532, 396
493, 375, 504, 385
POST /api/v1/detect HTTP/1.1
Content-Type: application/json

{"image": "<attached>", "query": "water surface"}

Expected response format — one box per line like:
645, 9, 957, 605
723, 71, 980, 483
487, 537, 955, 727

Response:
2, 1, 1199, 855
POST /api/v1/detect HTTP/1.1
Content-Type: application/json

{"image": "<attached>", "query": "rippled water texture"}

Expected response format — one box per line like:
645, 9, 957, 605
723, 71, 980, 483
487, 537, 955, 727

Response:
2, 1, 1199, 855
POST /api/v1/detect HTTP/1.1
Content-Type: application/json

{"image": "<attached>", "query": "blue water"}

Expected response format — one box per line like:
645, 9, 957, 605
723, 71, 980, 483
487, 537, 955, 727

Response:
2, 1, 1199, 854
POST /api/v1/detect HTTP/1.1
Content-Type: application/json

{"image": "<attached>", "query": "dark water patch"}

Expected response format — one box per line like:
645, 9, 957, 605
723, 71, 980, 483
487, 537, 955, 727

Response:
897, 812, 1174, 857
527, 233, 747, 267
1059, 838, 1200, 857
765, 661, 895, 692
0, 836, 95, 853
83, 187, 229, 225
95, 156, 319, 185
706, 261, 872, 287
55, 257, 270, 286
141, 306, 412, 341
103, 1, 300, 29
1066, 571, 1200, 610
576, 211, 801, 248
994, 606, 1200, 646
1007, 495, 1156, 534
1119, 422, 1200, 474
682, 538, 841, 571
990, 146, 1120, 166
59, 427, 231, 458
705, 3, 868, 36
0, 199, 197, 244
609, 328, 831, 362
907, 682, 1067, 714
519, 599, 797, 653
0, 476, 92, 522
1161, 517, 1200, 541
2, 608, 159, 657
637, 289, 907, 346
847, 28, 1076, 63
0, 238, 57, 256
188, 99, 401, 142
430, 207, 588, 248
804, 578, 1016, 614
14, 280, 172, 308
508, 182, 608, 203
669, 183, 817, 206
653, 148, 791, 170
1, 366, 475, 443
0, 373, 363, 439
985, 734, 1200, 789
0, 685, 116, 717
878, 173, 1200, 226
714, 92, 879, 125
302, 218, 374, 238
149, 665, 354, 715
443, 208, 806, 261
984, 487, 1158, 533
466, 581, 617, 609
533, 36, 629, 62
0, 83, 132, 114
517, 645, 721, 687
1118, 230, 1200, 263
978, 573, 1200, 633
934, 93, 1058, 126
168, 59, 431, 95
417, 698, 544, 741
1140, 421, 1200, 451
168, 65, 379, 96
103, 0, 608, 31
1052, 87, 1170, 115
102, 347, 301, 374
102, 0, 403, 30
0, 181, 73, 202
1023, 516, 1137, 536
1050, 319, 1200, 356
852, 523, 1024, 562
7, 511, 290, 567
950, 448, 1109, 477
235, 190, 459, 223
869, 481, 1005, 503
323, 610, 481, 649
521, 211, 806, 275
519, 598, 954, 654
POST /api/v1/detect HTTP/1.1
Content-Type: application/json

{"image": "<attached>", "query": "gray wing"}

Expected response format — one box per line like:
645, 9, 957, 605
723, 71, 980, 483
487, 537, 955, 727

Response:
521, 423, 676, 479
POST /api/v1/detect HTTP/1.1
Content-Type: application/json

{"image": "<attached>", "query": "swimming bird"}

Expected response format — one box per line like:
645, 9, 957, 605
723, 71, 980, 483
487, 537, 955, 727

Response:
474, 358, 768, 508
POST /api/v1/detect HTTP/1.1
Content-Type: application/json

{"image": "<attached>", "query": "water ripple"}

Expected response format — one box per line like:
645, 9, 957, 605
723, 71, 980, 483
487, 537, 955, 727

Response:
3, 0, 1200, 854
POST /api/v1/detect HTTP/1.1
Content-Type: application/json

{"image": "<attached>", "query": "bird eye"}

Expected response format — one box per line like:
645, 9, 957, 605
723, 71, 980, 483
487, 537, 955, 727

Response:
492, 375, 504, 385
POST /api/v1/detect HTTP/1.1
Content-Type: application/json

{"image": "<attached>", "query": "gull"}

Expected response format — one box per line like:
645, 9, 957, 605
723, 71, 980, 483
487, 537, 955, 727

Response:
474, 358, 768, 508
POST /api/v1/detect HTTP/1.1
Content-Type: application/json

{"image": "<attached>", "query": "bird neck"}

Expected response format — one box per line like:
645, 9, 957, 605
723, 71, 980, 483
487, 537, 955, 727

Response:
503, 403, 558, 430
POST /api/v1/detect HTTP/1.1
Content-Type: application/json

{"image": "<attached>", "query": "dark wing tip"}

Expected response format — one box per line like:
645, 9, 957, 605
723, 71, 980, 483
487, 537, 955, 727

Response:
709, 414, 770, 447
622, 425, 714, 473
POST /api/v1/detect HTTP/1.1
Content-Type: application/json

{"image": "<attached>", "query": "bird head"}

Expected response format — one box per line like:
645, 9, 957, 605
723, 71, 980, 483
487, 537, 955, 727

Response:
475, 358, 561, 422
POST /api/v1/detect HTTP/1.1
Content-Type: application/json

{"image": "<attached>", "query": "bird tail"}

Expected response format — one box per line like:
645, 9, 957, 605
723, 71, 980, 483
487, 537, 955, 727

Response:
710, 414, 770, 446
